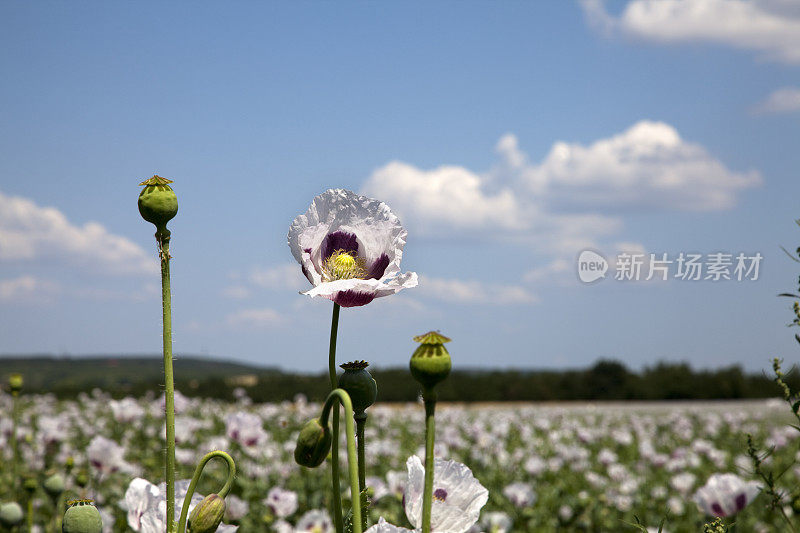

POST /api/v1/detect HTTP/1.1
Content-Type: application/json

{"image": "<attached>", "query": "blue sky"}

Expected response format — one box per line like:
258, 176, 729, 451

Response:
2, 1, 800, 372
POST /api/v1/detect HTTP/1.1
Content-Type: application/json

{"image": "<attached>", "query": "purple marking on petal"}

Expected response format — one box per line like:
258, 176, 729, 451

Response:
735, 493, 747, 511
322, 231, 358, 261
366, 253, 390, 280
333, 290, 375, 307
711, 502, 725, 516
433, 488, 448, 502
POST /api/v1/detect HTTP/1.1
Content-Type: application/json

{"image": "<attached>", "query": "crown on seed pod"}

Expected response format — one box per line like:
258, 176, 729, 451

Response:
409, 331, 452, 393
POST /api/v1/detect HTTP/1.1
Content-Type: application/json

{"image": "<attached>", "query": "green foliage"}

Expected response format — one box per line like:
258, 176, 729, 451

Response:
0, 355, 795, 402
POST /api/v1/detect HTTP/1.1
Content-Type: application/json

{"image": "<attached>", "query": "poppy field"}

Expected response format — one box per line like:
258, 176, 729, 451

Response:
0, 389, 797, 533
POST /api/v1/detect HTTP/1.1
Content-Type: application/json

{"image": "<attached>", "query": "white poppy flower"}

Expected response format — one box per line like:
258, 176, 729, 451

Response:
366, 456, 489, 533
288, 189, 417, 307
693, 473, 761, 517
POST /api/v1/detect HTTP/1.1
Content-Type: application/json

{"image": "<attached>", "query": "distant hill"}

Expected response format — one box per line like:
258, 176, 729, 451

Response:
0, 354, 272, 392
0, 355, 795, 402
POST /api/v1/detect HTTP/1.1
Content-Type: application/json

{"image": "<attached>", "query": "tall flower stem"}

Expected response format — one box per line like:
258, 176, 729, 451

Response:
176, 450, 236, 533
327, 303, 344, 533
11, 391, 20, 498
421, 392, 437, 533
26, 497, 33, 533
355, 416, 366, 493
159, 232, 177, 533
320, 389, 362, 533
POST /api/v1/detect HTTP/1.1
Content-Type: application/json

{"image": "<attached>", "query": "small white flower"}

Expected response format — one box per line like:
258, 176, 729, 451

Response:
288, 189, 417, 307
226, 412, 268, 448
502, 482, 535, 508
294, 509, 333, 532
87, 436, 129, 476
109, 397, 145, 424
694, 473, 761, 517
264, 487, 298, 519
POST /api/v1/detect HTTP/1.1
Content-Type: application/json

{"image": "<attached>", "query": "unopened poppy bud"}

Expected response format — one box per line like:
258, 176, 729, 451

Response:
188, 494, 226, 533
138, 176, 178, 237
294, 418, 332, 468
338, 361, 377, 418
409, 331, 452, 393
62, 500, 102, 533
8, 373, 22, 394
0, 502, 23, 527
43, 472, 66, 498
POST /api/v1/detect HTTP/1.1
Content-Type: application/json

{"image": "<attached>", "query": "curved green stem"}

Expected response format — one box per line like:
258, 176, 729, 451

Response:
320, 389, 362, 533
422, 394, 437, 533
327, 303, 344, 533
158, 233, 177, 533
176, 451, 237, 533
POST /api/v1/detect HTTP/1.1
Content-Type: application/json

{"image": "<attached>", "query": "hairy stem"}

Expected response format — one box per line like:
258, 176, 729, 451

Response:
159, 233, 176, 533
422, 395, 436, 533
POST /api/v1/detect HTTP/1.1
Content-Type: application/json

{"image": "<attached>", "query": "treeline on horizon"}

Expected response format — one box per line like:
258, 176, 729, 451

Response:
1, 356, 797, 402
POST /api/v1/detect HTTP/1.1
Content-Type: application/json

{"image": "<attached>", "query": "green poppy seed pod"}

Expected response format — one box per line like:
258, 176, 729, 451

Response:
294, 418, 332, 468
62, 500, 102, 533
409, 331, 452, 393
338, 361, 377, 418
43, 473, 66, 498
23, 476, 37, 494
138, 176, 178, 236
74, 470, 89, 489
8, 373, 22, 394
188, 494, 226, 533
0, 502, 23, 527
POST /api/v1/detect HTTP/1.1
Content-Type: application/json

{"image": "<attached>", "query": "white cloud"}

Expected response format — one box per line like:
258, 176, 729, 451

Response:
248, 263, 307, 291
221, 285, 251, 299
523, 258, 572, 284
362, 121, 757, 251
522, 121, 760, 211
363, 161, 523, 233
0, 191, 156, 275
225, 307, 283, 329
582, 0, 800, 64
752, 86, 800, 114
0, 275, 59, 303
418, 275, 538, 305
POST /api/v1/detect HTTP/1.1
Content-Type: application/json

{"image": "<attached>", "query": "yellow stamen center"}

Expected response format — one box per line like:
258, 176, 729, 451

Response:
322, 249, 366, 281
